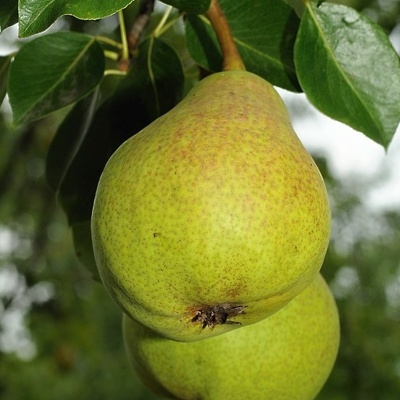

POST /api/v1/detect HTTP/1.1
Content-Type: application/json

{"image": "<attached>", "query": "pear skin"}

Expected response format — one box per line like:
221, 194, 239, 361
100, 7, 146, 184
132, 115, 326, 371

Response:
92, 71, 331, 341
123, 274, 340, 400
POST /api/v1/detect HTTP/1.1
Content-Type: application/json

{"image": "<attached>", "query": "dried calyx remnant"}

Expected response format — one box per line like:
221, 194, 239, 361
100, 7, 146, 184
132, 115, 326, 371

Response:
191, 304, 246, 329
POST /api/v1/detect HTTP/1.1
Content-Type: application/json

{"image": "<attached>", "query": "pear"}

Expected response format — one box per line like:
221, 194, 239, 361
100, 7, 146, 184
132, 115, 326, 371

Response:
92, 70, 331, 341
123, 274, 340, 400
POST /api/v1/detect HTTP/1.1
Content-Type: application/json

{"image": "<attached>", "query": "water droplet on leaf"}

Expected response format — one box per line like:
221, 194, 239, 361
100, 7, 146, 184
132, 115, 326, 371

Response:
343, 14, 360, 25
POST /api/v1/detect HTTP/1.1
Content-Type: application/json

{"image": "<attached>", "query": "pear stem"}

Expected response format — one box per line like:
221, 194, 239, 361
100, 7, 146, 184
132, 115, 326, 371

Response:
205, 0, 246, 72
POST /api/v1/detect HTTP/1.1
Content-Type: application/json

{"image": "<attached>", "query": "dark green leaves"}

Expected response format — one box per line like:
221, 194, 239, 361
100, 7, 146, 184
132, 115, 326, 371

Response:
0, 0, 18, 31
295, 2, 400, 147
48, 37, 184, 224
46, 90, 99, 192
4, 0, 398, 148
162, 0, 210, 14
8, 32, 105, 126
18, 0, 135, 37
186, 0, 301, 91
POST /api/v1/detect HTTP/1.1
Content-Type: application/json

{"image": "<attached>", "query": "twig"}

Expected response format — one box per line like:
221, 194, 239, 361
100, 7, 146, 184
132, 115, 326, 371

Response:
128, 0, 155, 51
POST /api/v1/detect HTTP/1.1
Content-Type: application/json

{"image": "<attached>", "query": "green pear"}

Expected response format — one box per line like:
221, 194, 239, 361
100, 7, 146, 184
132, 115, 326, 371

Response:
92, 70, 331, 341
123, 274, 340, 400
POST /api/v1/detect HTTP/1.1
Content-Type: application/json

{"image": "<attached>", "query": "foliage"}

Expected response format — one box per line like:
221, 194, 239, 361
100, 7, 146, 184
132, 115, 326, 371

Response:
0, 0, 400, 398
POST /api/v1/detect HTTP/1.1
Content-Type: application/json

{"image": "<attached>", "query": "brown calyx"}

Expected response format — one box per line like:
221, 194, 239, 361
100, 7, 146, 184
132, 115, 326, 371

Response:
191, 304, 246, 329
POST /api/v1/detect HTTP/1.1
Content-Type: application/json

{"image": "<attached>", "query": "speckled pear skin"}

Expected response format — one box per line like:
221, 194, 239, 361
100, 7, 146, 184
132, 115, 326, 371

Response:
91, 71, 331, 342
123, 274, 340, 400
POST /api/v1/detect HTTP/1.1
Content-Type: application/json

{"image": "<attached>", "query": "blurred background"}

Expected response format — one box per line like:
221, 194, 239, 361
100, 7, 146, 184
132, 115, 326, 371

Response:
1, 1, 399, 399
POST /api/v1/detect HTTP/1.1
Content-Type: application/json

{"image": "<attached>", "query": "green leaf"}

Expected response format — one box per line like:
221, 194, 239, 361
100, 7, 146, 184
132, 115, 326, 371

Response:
186, 0, 301, 91
57, 38, 184, 224
46, 90, 99, 192
8, 32, 105, 126
0, 55, 12, 106
0, 0, 18, 31
294, 3, 400, 147
18, 0, 135, 37
72, 221, 101, 282
162, 0, 210, 14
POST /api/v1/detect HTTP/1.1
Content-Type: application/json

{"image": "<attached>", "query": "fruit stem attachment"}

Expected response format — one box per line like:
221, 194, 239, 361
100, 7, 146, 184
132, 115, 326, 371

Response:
205, 0, 245, 71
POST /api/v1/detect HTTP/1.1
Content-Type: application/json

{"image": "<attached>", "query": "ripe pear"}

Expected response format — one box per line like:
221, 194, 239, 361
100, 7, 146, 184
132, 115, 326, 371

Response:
123, 274, 340, 400
91, 70, 331, 341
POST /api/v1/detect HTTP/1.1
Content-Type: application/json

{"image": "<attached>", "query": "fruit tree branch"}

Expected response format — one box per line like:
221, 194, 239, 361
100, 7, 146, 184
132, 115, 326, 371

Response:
128, 0, 155, 50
